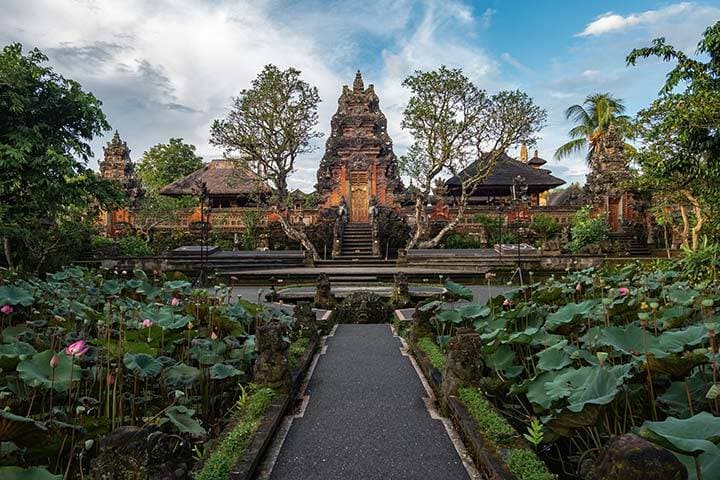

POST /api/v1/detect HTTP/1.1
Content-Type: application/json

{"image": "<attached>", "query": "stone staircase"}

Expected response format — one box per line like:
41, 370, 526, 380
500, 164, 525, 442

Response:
340, 222, 374, 257
610, 232, 652, 257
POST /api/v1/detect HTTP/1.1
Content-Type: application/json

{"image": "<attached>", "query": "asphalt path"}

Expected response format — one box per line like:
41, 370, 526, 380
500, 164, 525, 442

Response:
267, 324, 471, 480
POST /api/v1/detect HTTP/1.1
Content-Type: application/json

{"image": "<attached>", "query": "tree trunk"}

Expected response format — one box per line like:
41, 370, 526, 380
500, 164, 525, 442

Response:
682, 190, 704, 251
406, 196, 426, 250
275, 209, 319, 260
417, 200, 467, 249
2, 237, 13, 269
679, 205, 690, 249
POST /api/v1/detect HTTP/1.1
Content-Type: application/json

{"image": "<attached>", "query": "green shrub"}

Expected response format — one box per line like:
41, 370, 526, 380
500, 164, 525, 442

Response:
288, 337, 310, 369
445, 233, 483, 249
458, 387, 517, 445
417, 337, 447, 370
529, 214, 559, 244
568, 206, 609, 252
196, 387, 276, 480
117, 235, 153, 257
505, 448, 556, 480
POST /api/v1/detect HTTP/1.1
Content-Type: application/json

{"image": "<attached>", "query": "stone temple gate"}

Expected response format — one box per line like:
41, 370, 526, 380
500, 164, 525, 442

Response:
315, 71, 402, 223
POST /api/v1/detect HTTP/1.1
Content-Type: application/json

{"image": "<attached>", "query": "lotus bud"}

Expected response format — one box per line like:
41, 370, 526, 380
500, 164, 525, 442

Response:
171, 297, 180, 307
106, 372, 115, 385
638, 312, 650, 321
50, 354, 60, 369
702, 298, 714, 308
618, 287, 630, 296
0, 304, 13, 315
142, 319, 153, 328
596, 351, 608, 365
121, 270, 127, 275
65, 339, 90, 357
575, 283, 582, 292
649, 301, 659, 310
211, 331, 218, 341
187, 322, 194, 330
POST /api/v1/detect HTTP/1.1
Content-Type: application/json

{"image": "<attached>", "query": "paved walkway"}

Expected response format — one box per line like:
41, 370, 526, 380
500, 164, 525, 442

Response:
264, 324, 472, 480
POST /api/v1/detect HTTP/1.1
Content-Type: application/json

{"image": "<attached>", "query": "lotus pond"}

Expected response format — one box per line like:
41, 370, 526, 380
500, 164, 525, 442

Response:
421, 266, 720, 480
0, 266, 298, 479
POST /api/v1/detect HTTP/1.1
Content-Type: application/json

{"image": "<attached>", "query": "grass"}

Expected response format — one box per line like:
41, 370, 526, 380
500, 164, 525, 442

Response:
505, 448, 556, 480
288, 337, 311, 370
195, 387, 276, 480
457, 388, 555, 480
458, 387, 517, 445
417, 337, 447, 371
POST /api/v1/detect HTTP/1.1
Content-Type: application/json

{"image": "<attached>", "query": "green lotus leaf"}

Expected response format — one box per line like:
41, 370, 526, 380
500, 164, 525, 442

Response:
100, 280, 122, 295
164, 280, 191, 291
457, 304, 490, 319
2, 325, 32, 343
0, 285, 34, 306
658, 325, 706, 353
226, 302, 250, 321
0, 342, 37, 369
486, 345, 522, 378
536, 342, 573, 371
638, 412, 720, 480
0, 410, 48, 446
162, 405, 206, 436
17, 351, 80, 392
666, 285, 699, 306
443, 279, 473, 301
0, 467, 62, 480
435, 309, 462, 325
164, 363, 200, 388
587, 323, 666, 357
123, 353, 162, 377
545, 300, 602, 332
657, 372, 707, 417
210, 363, 243, 380
136, 281, 163, 300
658, 305, 692, 330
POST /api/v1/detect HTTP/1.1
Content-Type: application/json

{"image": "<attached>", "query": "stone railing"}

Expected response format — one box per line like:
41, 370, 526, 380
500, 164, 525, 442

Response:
331, 213, 346, 258
153, 207, 318, 232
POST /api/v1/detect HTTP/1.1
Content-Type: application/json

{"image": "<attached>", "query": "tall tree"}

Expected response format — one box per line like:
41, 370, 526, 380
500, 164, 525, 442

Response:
137, 138, 203, 192
0, 43, 121, 269
400, 66, 546, 249
209, 64, 322, 259
554, 93, 633, 163
628, 21, 720, 248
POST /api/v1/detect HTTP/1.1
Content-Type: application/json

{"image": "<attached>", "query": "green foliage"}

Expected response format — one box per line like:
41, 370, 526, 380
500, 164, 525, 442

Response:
17, 350, 80, 393
553, 92, 633, 163
162, 405, 206, 436
417, 337, 446, 370
136, 138, 203, 192
240, 209, 263, 250
288, 337, 310, 370
458, 387, 517, 445
680, 239, 720, 282
523, 418, 545, 448
505, 449, 556, 480
0, 467, 62, 480
0, 43, 124, 270
195, 387, 275, 480
116, 234, 153, 257
445, 233, 483, 249
568, 206, 609, 252
529, 214, 559, 244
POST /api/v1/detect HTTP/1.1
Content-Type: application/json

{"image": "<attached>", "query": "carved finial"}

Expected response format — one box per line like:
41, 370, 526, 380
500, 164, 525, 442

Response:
533, 149, 539, 158
353, 70, 364, 92
520, 143, 528, 162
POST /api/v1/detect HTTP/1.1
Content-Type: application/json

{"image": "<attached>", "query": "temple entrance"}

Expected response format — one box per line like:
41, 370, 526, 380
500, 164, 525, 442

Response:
349, 171, 369, 223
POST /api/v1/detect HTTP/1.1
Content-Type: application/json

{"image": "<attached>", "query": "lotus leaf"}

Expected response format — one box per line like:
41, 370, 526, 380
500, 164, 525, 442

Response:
164, 363, 200, 388
164, 280, 191, 291
0, 410, 48, 446
585, 323, 666, 357
443, 279, 473, 301
658, 372, 707, 417
210, 363, 243, 380
435, 309, 462, 325
657, 325, 706, 353
17, 351, 80, 392
536, 342, 574, 371
457, 304, 490, 319
0, 342, 37, 369
100, 280, 121, 295
638, 412, 720, 480
658, 305, 693, 330
647, 351, 708, 380
545, 300, 602, 333
0, 286, 33, 306
667, 285, 699, 306
123, 353, 162, 377
486, 345, 523, 378
0, 467, 62, 480
2, 325, 33, 343
162, 405, 206, 436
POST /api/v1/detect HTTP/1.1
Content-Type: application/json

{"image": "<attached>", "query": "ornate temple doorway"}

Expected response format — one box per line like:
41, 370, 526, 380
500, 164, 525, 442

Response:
349, 171, 369, 222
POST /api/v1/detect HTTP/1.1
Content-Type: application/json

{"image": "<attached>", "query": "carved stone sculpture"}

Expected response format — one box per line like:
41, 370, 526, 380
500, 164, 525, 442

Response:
334, 291, 389, 324
314, 273, 334, 310
293, 301, 318, 341
442, 328, 485, 399
252, 322, 290, 392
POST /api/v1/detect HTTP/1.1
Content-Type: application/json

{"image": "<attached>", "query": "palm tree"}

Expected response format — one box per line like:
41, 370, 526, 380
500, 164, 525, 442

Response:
554, 93, 633, 164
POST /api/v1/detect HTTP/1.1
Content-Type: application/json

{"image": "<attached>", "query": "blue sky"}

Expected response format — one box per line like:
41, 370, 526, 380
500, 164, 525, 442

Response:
2, 0, 720, 190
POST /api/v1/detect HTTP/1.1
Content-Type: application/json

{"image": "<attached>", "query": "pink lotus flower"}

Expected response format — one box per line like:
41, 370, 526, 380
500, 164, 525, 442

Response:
502, 298, 512, 310
171, 298, 180, 307
1, 305, 13, 315
619, 287, 630, 296
142, 319, 153, 328
50, 354, 60, 369
65, 340, 90, 357
575, 283, 583, 292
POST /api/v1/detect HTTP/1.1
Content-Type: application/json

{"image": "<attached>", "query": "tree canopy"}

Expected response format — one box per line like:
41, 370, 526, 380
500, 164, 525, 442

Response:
209, 64, 322, 258
0, 43, 123, 270
137, 138, 203, 192
400, 66, 546, 249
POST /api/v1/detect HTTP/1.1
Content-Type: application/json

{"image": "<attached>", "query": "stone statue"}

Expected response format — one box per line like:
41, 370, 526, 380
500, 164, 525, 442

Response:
314, 273, 334, 310
334, 291, 389, 324
442, 328, 485, 400
390, 272, 411, 308
252, 321, 290, 392
293, 301, 319, 342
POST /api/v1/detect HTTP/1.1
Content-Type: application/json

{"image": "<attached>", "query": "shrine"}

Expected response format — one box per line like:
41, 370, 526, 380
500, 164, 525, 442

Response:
315, 71, 402, 222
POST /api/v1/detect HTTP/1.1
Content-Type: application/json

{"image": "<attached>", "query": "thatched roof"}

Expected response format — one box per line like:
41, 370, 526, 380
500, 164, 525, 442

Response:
160, 159, 269, 197
446, 152, 565, 195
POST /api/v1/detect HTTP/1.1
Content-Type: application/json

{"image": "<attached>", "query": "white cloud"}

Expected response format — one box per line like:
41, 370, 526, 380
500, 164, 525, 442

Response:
501, 52, 531, 74
578, 2, 697, 37
480, 8, 496, 28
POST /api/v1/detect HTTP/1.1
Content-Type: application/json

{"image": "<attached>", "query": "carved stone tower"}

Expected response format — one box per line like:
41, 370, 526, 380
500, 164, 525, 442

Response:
315, 71, 402, 222
100, 131, 142, 207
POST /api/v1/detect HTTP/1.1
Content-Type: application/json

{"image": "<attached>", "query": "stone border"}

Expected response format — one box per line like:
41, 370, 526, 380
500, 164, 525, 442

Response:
195, 337, 318, 480
410, 344, 443, 399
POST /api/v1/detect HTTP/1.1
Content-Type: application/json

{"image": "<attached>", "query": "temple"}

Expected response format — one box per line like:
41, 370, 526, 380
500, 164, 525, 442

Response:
316, 71, 402, 222
98, 131, 142, 234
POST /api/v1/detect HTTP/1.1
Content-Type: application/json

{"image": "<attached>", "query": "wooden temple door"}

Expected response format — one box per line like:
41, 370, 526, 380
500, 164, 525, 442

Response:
608, 198, 620, 232
349, 171, 369, 223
